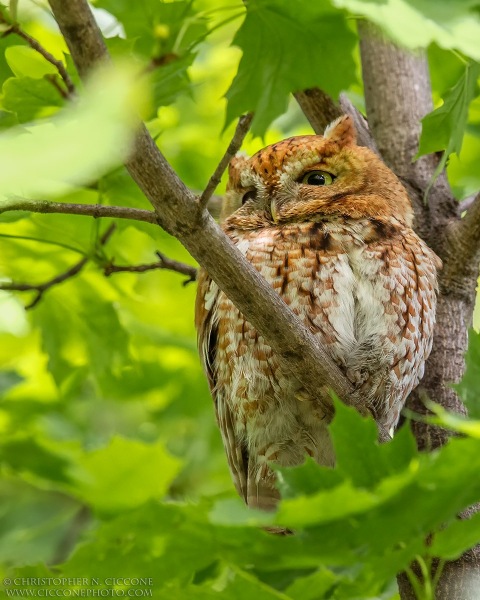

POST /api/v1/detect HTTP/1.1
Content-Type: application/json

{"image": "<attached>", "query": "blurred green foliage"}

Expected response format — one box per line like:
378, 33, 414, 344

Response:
0, 1, 479, 599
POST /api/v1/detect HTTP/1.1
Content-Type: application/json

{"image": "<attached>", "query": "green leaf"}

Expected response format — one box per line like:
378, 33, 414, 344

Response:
454, 329, 480, 418
148, 53, 195, 115
5, 46, 58, 79
275, 457, 343, 499
329, 401, 417, 489
0, 108, 18, 130
428, 45, 466, 98
209, 498, 274, 527
333, 0, 480, 61
1, 76, 64, 123
430, 512, 480, 560
423, 402, 480, 439
96, 0, 207, 58
329, 401, 383, 487
32, 294, 78, 388
60, 502, 222, 585
0, 479, 80, 567
73, 437, 182, 513
209, 566, 293, 600
226, 0, 357, 136
285, 566, 339, 600
275, 480, 386, 528
0, 437, 73, 484
417, 62, 480, 159
0, 62, 142, 199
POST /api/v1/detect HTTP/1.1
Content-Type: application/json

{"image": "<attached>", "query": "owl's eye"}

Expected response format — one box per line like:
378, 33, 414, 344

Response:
301, 171, 334, 186
242, 189, 257, 205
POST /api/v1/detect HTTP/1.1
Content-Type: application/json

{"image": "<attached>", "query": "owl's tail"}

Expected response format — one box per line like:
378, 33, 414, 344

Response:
247, 463, 280, 511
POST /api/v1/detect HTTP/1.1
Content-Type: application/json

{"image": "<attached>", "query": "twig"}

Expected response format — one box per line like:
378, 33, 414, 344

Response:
0, 224, 115, 309
104, 251, 197, 285
45, 73, 69, 100
0, 198, 158, 224
198, 113, 253, 209
2, 23, 75, 96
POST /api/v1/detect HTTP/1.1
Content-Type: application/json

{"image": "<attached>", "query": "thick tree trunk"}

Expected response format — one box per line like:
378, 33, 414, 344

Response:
358, 21, 480, 599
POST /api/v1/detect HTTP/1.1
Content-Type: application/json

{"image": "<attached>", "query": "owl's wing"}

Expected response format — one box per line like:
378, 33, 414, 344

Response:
369, 233, 441, 429
195, 269, 248, 502
392, 236, 440, 389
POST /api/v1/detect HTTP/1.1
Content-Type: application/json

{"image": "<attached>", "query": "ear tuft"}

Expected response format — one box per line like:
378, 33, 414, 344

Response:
323, 115, 356, 148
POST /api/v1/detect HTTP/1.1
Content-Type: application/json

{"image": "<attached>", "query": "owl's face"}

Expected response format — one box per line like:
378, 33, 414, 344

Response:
223, 116, 413, 231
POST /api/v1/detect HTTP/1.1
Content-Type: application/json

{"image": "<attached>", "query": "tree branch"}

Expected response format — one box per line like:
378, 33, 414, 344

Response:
294, 88, 377, 152
338, 93, 378, 154
0, 224, 115, 309
104, 251, 197, 285
47, 0, 360, 419
1, 21, 75, 96
442, 191, 480, 297
0, 198, 158, 224
294, 88, 342, 134
198, 113, 253, 209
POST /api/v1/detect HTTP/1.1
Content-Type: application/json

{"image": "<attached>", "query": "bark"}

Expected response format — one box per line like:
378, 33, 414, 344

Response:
294, 88, 341, 133
294, 88, 378, 152
357, 21, 480, 599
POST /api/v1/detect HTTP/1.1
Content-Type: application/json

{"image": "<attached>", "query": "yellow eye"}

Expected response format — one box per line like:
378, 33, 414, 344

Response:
301, 170, 334, 186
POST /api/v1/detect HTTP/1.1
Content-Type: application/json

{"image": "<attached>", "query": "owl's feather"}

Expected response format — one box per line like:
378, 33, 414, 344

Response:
196, 116, 440, 510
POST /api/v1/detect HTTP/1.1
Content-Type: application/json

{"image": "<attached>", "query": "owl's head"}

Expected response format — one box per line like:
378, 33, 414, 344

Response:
223, 115, 413, 230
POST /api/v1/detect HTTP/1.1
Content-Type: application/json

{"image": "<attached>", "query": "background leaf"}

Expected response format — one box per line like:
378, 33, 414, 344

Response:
225, 0, 357, 136
454, 329, 480, 418
417, 62, 480, 159
333, 0, 480, 61
0, 63, 142, 199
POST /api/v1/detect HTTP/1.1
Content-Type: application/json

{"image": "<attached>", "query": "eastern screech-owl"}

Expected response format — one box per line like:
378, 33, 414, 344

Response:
195, 115, 440, 511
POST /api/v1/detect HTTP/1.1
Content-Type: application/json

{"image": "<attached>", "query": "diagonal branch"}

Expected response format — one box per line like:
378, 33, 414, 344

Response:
339, 93, 378, 154
198, 113, 253, 209
294, 88, 342, 134
47, 0, 359, 418
294, 88, 377, 152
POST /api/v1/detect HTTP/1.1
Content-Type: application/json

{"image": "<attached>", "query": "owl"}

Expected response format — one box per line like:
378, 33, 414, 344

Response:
195, 115, 440, 511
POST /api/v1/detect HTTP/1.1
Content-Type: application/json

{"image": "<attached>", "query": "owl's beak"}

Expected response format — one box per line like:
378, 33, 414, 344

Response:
271, 200, 279, 223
